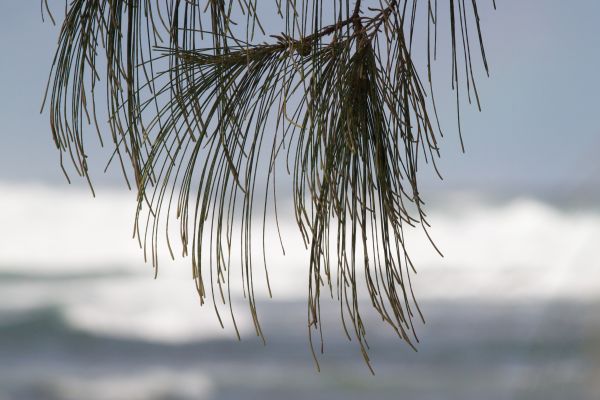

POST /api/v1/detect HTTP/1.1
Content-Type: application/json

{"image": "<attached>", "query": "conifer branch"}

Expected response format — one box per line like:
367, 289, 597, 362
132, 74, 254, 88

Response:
42, 0, 492, 369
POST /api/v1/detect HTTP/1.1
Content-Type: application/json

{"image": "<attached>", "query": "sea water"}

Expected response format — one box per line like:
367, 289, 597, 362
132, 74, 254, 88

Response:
1, 184, 599, 400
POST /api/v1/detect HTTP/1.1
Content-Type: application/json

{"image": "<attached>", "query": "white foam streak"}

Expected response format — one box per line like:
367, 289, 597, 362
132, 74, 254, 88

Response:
1, 183, 600, 343
2, 183, 599, 299
407, 196, 600, 300
0, 183, 142, 270
52, 370, 214, 400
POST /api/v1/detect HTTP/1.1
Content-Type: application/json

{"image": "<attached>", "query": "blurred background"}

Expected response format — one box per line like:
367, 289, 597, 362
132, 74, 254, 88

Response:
1, 1, 600, 399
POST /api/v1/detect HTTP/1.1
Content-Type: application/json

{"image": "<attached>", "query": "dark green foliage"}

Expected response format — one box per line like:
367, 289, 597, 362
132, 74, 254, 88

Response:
43, 0, 490, 370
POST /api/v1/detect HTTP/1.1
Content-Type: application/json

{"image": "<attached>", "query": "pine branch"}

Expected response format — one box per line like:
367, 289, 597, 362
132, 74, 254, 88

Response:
42, 0, 492, 370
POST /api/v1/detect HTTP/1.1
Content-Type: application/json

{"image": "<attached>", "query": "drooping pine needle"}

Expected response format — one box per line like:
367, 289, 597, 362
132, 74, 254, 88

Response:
42, 0, 490, 370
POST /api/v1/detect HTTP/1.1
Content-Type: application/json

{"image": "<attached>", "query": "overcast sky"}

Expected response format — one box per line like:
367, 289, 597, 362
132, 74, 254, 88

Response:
1, 1, 599, 198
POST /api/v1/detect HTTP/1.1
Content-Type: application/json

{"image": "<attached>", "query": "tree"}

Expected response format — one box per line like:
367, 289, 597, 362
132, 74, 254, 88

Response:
42, 0, 491, 370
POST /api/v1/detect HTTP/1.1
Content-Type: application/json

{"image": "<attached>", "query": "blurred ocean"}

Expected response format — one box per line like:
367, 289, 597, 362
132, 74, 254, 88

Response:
1, 183, 599, 400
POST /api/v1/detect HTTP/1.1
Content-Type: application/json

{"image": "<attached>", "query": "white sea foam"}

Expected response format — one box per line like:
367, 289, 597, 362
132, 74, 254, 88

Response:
49, 369, 214, 400
1, 182, 599, 343
0, 183, 142, 270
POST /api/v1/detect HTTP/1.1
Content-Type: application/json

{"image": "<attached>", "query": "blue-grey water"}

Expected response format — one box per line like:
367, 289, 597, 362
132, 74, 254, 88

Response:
1, 186, 599, 399
1, 281, 599, 400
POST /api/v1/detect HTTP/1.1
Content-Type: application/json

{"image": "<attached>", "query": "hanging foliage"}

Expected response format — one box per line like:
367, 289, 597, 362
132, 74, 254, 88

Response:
43, 0, 491, 370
